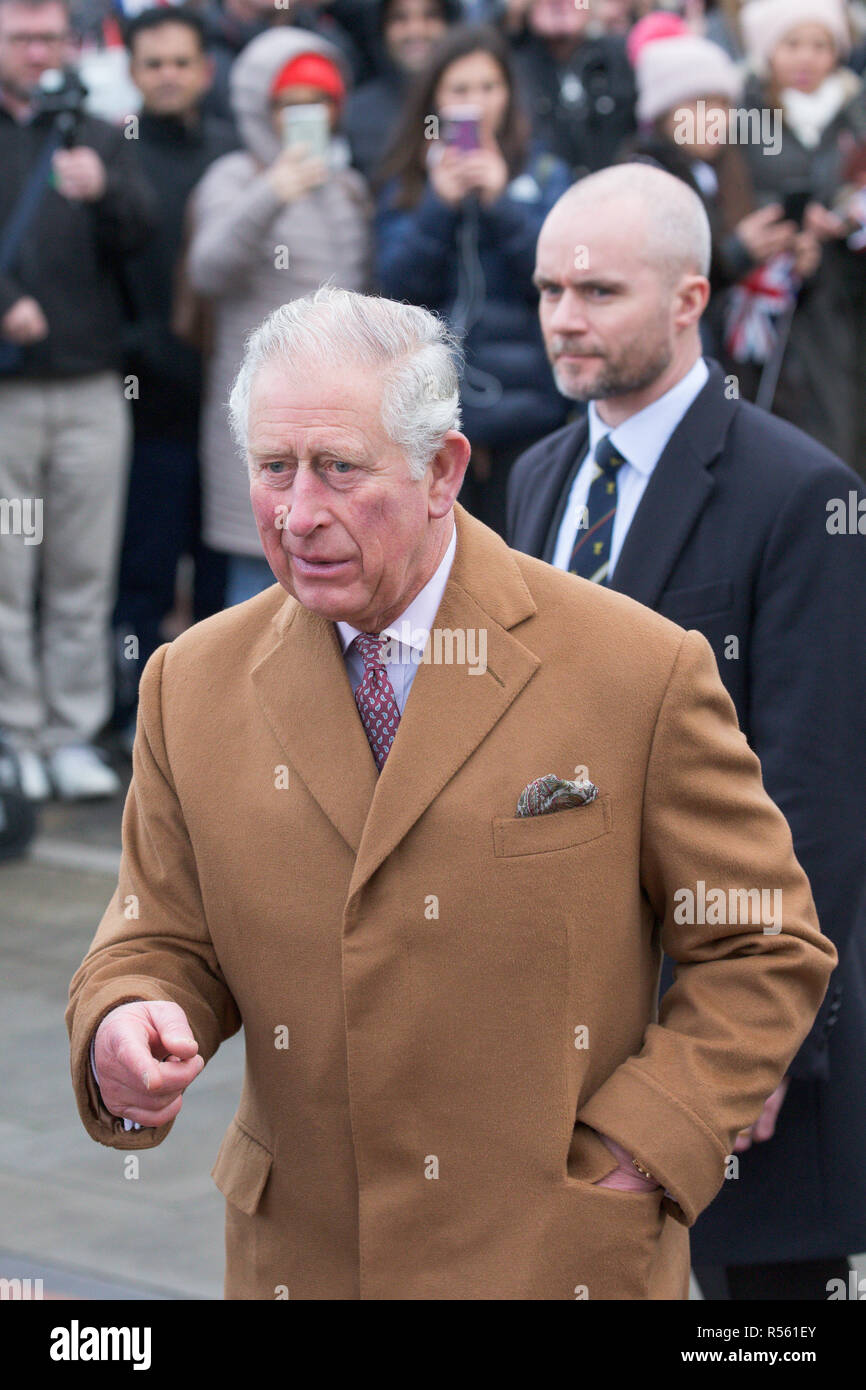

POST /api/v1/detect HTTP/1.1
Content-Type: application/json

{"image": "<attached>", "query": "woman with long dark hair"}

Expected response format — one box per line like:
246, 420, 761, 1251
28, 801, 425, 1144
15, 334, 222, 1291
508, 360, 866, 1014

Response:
375, 25, 572, 535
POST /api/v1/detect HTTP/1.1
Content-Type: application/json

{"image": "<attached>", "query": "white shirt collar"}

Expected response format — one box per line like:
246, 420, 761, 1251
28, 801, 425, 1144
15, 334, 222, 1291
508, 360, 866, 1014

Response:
336, 521, 457, 658
587, 357, 709, 476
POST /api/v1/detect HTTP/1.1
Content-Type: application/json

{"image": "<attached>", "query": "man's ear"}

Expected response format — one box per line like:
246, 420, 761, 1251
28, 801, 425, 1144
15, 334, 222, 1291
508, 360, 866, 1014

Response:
428, 432, 471, 518
674, 274, 711, 331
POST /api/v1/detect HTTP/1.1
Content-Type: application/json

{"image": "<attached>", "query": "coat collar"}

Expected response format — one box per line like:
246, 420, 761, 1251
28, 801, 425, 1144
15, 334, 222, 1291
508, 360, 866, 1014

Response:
251, 504, 539, 890
609, 359, 735, 608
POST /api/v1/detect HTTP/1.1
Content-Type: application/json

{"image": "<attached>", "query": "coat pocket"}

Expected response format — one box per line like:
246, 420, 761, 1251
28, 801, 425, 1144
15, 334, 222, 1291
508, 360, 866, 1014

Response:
492, 794, 612, 858
211, 1117, 273, 1216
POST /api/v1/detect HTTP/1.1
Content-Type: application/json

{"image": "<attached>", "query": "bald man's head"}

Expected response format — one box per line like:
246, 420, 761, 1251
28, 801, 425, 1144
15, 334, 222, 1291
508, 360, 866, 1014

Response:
546, 163, 712, 284
533, 162, 712, 415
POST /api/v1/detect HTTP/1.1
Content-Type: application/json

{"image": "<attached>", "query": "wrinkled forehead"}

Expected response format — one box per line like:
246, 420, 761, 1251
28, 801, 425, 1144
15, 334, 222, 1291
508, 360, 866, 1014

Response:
247, 358, 390, 456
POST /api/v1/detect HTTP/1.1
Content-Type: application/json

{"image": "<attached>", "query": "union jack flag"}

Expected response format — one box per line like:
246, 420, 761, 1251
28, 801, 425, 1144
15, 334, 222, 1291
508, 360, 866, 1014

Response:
724, 253, 800, 364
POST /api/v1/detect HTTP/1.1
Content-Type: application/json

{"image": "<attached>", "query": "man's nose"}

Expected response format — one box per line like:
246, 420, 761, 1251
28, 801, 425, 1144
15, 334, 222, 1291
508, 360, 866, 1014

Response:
282, 468, 329, 535
548, 288, 589, 335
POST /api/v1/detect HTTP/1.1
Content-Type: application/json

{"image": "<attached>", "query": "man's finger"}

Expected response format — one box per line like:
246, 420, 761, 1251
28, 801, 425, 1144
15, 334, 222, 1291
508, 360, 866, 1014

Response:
144, 1002, 200, 1061
120, 1094, 185, 1128
140, 1053, 205, 1095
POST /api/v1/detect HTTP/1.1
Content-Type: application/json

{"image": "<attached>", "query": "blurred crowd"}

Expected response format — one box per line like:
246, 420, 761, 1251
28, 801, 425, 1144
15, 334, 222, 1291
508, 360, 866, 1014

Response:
2, 0, 866, 800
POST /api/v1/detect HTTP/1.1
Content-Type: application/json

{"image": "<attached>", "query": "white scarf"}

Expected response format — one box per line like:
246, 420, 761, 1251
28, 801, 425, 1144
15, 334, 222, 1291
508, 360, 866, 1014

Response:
781, 69, 861, 149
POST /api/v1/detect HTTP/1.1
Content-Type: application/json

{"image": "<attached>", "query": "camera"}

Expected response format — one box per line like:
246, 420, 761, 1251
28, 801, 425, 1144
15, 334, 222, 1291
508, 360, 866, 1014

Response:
33, 67, 88, 146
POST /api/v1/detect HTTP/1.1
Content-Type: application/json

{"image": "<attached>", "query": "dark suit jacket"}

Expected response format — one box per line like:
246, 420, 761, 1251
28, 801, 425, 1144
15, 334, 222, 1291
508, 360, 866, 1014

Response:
507, 358, 866, 1264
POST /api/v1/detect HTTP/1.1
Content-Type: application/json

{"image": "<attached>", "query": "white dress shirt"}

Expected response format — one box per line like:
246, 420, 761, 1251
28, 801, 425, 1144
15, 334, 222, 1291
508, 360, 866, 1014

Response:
95, 523, 459, 1132
336, 521, 457, 712
551, 357, 710, 578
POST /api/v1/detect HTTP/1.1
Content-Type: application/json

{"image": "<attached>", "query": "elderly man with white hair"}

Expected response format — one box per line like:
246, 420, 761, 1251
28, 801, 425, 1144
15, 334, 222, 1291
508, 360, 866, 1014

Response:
509, 162, 866, 1300
67, 285, 834, 1300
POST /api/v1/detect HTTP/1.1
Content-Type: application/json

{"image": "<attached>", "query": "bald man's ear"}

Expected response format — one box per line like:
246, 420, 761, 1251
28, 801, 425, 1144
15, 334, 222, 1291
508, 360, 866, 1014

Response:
673, 274, 711, 331
428, 432, 471, 518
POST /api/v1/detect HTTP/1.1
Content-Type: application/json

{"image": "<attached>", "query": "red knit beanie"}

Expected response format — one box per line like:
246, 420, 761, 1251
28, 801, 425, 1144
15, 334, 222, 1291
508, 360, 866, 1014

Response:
270, 52, 346, 106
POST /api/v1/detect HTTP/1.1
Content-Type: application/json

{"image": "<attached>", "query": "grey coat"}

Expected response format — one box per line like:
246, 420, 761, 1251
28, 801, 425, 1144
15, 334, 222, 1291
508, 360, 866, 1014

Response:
187, 28, 373, 556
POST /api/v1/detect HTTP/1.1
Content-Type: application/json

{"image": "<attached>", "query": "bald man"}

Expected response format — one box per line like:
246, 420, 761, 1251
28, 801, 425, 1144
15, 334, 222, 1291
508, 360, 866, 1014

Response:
507, 163, 866, 1300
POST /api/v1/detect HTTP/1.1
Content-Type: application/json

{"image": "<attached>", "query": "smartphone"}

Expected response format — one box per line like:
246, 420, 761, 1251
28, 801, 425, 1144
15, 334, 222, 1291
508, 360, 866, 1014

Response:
439, 105, 481, 153
782, 186, 812, 227
280, 103, 330, 160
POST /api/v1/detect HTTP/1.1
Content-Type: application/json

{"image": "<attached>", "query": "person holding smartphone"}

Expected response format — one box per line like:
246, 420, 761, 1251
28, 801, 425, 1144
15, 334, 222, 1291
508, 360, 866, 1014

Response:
736, 0, 866, 467
185, 27, 373, 605
623, 31, 821, 373
374, 24, 572, 535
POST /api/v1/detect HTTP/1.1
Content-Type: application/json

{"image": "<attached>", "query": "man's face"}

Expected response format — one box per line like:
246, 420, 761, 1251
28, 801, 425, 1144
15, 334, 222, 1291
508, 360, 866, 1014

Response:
129, 22, 212, 118
0, 0, 71, 99
384, 0, 447, 74
247, 361, 457, 631
534, 200, 676, 402
528, 0, 591, 43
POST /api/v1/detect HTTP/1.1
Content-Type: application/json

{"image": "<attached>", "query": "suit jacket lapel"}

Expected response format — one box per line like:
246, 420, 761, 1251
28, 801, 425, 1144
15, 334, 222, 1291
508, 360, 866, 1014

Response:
350, 506, 539, 896
541, 420, 590, 563
610, 362, 735, 610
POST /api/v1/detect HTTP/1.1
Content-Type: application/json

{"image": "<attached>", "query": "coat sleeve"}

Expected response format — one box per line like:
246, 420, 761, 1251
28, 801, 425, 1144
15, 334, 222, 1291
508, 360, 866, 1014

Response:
576, 627, 837, 1226
186, 161, 285, 297
748, 460, 866, 1080
65, 642, 242, 1151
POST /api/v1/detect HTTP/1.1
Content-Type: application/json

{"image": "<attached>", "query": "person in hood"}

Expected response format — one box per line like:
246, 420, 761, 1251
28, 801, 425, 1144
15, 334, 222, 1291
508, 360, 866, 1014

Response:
200, 0, 365, 129
186, 27, 373, 605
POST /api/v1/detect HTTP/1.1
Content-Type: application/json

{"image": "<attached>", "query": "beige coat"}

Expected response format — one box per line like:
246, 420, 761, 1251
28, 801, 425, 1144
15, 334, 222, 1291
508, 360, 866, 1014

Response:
67, 506, 835, 1299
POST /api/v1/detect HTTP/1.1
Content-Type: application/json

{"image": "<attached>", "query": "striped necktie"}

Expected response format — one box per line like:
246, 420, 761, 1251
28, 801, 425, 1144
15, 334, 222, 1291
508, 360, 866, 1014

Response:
568, 436, 626, 585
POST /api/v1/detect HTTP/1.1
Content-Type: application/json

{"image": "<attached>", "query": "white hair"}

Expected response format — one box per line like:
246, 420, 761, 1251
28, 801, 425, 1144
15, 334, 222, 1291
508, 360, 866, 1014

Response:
227, 285, 464, 481
553, 163, 713, 280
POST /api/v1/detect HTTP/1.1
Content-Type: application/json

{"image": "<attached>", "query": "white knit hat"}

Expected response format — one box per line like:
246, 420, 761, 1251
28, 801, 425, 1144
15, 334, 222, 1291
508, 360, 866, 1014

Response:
740, 0, 851, 75
636, 36, 745, 125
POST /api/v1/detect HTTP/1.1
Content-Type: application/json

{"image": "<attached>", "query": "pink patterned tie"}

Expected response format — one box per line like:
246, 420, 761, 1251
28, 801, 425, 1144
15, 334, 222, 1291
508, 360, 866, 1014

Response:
352, 632, 401, 771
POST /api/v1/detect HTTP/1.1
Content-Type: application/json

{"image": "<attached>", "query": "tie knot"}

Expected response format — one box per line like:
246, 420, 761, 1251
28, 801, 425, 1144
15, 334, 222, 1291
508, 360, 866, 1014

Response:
595, 436, 626, 478
353, 632, 387, 670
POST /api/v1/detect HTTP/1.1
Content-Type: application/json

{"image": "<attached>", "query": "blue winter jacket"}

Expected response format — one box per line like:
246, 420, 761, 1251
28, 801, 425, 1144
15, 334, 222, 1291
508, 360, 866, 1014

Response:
375, 149, 573, 449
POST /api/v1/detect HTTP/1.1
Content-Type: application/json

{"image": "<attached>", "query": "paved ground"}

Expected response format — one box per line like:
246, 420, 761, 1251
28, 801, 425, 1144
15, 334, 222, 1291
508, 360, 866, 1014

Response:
1, 762, 242, 1300
1, 756, 863, 1301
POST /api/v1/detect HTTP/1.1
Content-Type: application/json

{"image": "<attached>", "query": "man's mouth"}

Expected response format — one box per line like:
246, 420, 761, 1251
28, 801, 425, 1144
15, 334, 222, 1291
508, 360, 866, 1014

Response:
290, 554, 352, 577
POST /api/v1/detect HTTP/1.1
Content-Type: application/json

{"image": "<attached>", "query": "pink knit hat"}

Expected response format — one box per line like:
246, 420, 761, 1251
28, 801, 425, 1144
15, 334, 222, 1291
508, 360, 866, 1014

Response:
740, 0, 851, 75
626, 11, 690, 68
636, 35, 745, 125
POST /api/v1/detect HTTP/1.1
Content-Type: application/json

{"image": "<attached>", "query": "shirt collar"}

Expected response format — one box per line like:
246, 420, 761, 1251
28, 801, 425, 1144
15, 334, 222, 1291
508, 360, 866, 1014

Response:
587, 357, 710, 476
336, 521, 457, 658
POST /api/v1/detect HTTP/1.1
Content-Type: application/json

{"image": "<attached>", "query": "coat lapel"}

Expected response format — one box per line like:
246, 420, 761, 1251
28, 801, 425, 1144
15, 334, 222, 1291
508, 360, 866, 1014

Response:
610, 362, 736, 610
250, 506, 539, 879
349, 506, 539, 896
251, 597, 379, 855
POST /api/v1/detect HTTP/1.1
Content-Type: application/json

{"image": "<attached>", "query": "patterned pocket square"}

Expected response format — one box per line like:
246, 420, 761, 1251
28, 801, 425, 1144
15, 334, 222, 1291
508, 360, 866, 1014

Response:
516, 774, 599, 818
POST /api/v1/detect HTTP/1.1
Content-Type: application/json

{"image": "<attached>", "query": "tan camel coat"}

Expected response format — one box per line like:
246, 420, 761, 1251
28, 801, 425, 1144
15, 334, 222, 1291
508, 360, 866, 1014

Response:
67, 505, 835, 1299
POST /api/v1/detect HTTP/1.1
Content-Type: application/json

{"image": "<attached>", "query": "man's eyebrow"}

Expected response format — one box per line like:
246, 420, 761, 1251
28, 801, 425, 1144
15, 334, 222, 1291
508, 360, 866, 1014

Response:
532, 272, 626, 291
249, 445, 368, 465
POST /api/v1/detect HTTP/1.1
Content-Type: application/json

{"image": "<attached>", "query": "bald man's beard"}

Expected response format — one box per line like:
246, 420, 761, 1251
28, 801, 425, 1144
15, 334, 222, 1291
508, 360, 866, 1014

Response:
550, 330, 674, 403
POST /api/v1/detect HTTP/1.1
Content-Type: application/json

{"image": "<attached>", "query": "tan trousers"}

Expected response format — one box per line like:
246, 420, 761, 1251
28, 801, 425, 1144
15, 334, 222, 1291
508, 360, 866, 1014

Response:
0, 371, 131, 751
